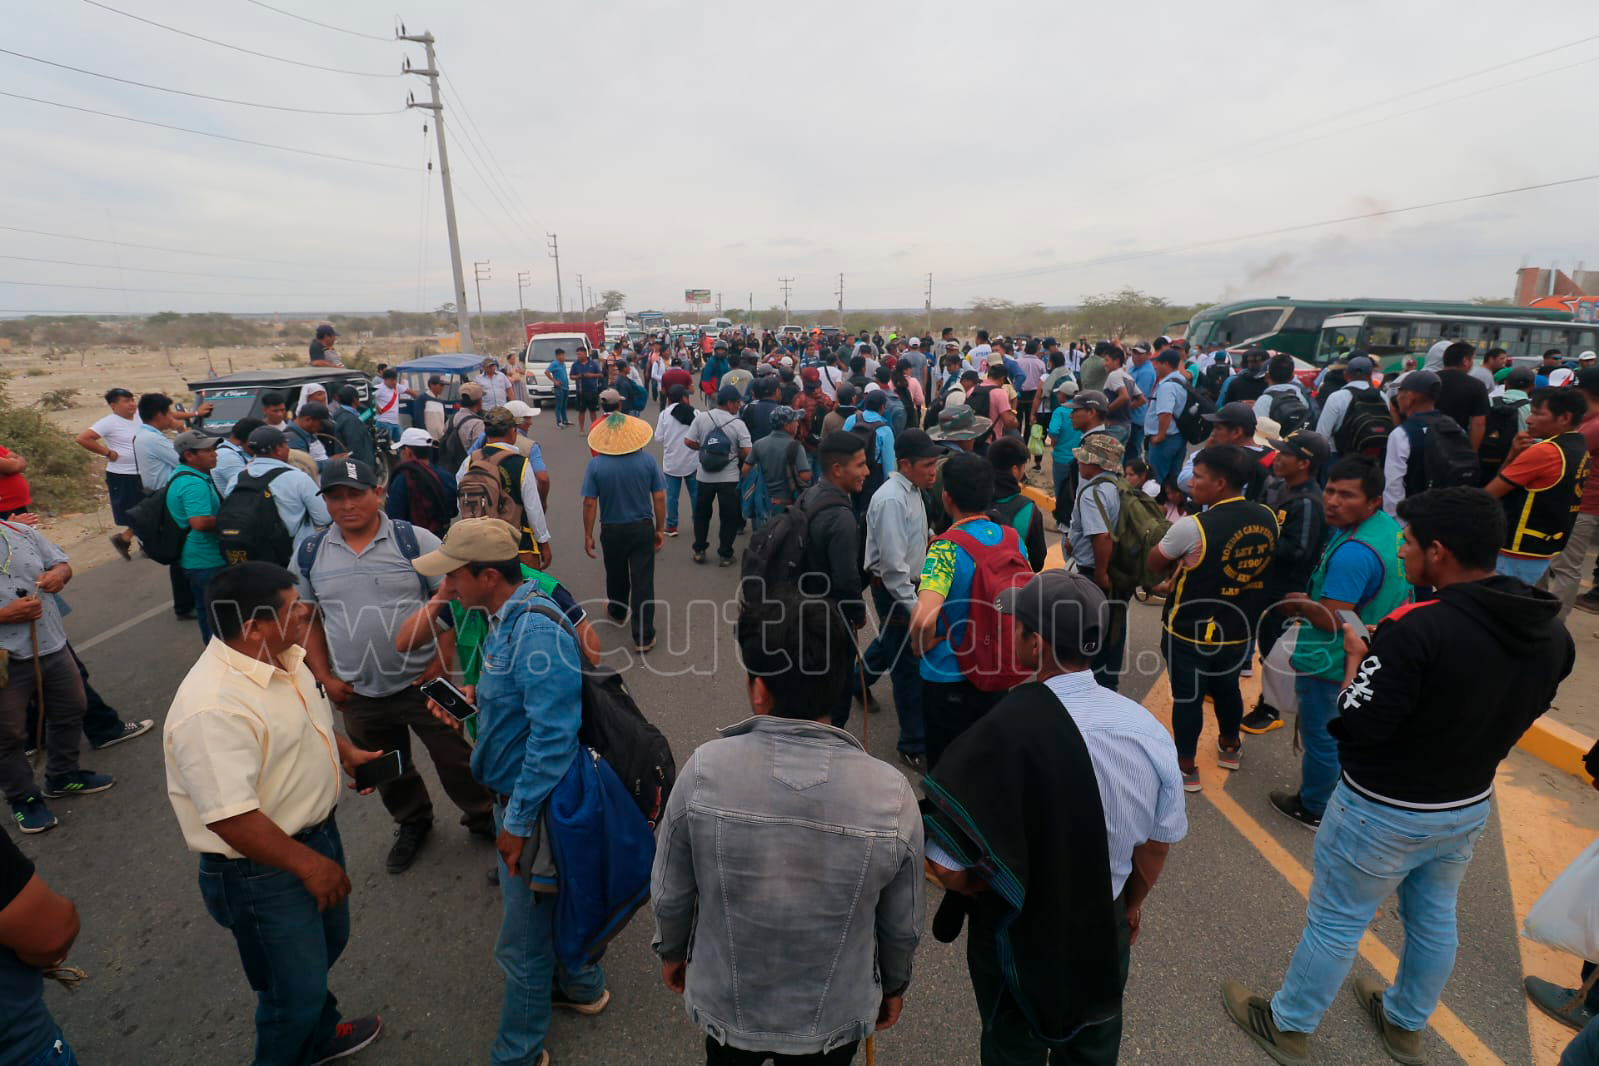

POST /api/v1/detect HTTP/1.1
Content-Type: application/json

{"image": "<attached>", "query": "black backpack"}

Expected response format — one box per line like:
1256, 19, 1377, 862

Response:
1174, 381, 1216, 444
1334, 386, 1394, 460
218, 467, 296, 566
698, 411, 737, 473
1315, 366, 1349, 406
739, 488, 850, 606
1479, 395, 1529, 468
390, 461, 455, 537
438, 409, 480, 472
967, 384, 997, 418
1267, 387, 1310, 434
847, 418, 886, 504
1200, 362, 1231, 402
524, 603, 676, 826
1404, 411, 1481, 494
126, 468, 209, 565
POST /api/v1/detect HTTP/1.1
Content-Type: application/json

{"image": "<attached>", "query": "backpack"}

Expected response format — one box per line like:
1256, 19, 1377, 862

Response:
1174, 381, 1216, 444
1479, 395, 1529, 468
967, 384, 998, 418
698, 412, 737, 473
1403, 411, 1481, 493
1334, 386, 1394, 460
936, 525, 1033, 692
437, 409, 480, 472
1315, 366, 1349, 406
217, 467, 296, 565
740, 488, 851, 605
847, 417, 887, 503
989, 493, 1037, 546
127, 468, 207, 565
296, 518, 427, 600
1199, 362, 1231, 402
1266, 387, 1310, 434
457, 448, 525, 535
922, 374, 963, 430
1083, 475, 1173, 596
524, 602, 677, 826
391, 460, 454, 536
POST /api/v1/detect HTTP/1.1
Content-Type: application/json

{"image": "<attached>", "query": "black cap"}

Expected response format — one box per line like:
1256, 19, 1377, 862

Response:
318, 458, 378, 493
1505, 366, 1536, 389
246, 425, 287, 455
1398, 370, 1442, 398
1202, 401, 1258, 430
895, 428, 944, 460
995, 571, 1106, 657
1268, 429, 1330, 468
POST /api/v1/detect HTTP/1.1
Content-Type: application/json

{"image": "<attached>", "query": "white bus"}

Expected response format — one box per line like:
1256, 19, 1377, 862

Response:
1316, 311, 1598, 371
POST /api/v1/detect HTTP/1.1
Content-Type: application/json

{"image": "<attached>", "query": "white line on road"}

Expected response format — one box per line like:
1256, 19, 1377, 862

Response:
76, 602, 171, 653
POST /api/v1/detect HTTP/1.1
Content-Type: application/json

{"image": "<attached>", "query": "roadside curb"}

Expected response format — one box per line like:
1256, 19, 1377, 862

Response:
1022, 479, 1595, 784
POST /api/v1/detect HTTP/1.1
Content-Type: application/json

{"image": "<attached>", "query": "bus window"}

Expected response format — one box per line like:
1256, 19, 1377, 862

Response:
1457, 323, 1489, 351
1318, 324, 1361, 362
1406, 320, 1442, 354
1217, 308, 1285, 344
1284, 307, 1332, 332
1364, 319, 1411, 355
1494, 325, 1529, 359
1572, 329, 1596, 353
1531, 327, 1567, 353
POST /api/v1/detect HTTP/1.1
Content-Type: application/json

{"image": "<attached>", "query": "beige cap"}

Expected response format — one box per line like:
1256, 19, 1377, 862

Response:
458, 382, 486, 401
411, 517, 520, 577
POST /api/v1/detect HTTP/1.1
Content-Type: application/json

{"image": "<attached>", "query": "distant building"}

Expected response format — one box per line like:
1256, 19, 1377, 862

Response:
1515, 265, 1599, 310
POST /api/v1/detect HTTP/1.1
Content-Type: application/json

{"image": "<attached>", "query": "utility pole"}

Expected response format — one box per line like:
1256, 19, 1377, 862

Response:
547, 233, 564, 319
924, 273, 933, 336
748, 292, 753, 315
716, 292, 722, 315
778, 276, 794, 325
574, 273, 585, 316
472, 260, 491, 339
401, 29, 473, 353
516, 270, 530, 336
835, 272, 844, 329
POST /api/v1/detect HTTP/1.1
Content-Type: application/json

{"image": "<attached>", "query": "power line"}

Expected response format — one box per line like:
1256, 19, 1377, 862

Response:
442, 125, 544, 254
0, 253, 404, 286
440, 73, 544, 232
80, 0, 400, 78
1, 89, 415, 170
440, 89, 541, 237
0, 278, 336, 297
0, 46, 402, 116
240, 0, 394, 43
0, 224, 329, 267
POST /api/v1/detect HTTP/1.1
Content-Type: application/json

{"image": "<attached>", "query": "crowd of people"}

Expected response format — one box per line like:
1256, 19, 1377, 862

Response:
0, 321, 1596, 1066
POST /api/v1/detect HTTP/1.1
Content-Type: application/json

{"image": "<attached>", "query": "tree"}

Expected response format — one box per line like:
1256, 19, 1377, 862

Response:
597, 290, 626, 313
1068, 288, 1176, 341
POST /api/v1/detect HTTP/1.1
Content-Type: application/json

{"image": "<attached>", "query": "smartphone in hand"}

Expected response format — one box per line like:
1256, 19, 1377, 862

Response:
1334, 609, 1370, 643
419, 678, 476, 720
353, 750, 404, 791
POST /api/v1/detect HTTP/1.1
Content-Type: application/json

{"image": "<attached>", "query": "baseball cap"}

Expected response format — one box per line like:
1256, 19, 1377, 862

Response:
995, 571, 1106, 657
1073, 432, 1124, 469
458, 382, 485, 402
391, 427, 435, 452
173, 430, 221, 455
598, 388, 624, 407
1346, 355, 1375, 376
1053, 377, 1080, 397
1268, 429, 1330, 468
296, 401, 331, 422
1580, 350, 1597, 363
503, 400, 538, 420
986, 351, 1005, 368
1203, 401, 1258, 430
1131, 341, 1151, 355
895, 428, 943, 460
1070, 390, 1109, 412
907, 337, 921, 348
483, 406, 520, 433
1398, 370, 1442, 397
246, 425, 287, 455
716, 384, 742, 405
411, 517, 520, 577
1505, 366, 1536, 389
319, 458, 378, 493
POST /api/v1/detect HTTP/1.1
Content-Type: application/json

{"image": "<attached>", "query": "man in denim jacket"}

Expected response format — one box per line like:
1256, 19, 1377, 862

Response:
651, 589, 925, 1065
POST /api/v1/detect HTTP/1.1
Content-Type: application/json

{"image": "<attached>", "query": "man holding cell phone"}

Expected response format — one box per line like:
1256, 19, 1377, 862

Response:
163, 562, 388, 1066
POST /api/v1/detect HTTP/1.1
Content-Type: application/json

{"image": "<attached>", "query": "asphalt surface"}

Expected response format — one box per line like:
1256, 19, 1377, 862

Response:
12, 411, 1542, 1065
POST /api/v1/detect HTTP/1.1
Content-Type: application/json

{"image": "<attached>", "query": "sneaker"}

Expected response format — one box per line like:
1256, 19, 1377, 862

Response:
1181, 766, 1202, 793
1216, 741, 1241, 772
1240, 663, 1254, 679
386, 819, 432, 874
1352, 975, 1424, 1064
1575, 591, 1599, 615
12, 795, 57, 834
42, 770, 114, 798
1526, 975, 1597, 1031
1269, 790, 1321, 831
311, 1014, 383, 1064
1221, 981, 1310, 1065
551, 987, 611, 1015
91, 718, 154, 750
898, 751, 927, 774
23, 747, 35, 759
636, 638, 657, 653
1241, 704, 1283, 735
109, 533, 132, 561
718, 555, 734, 567
693, 552, 706, 564
664, 527, 679, 538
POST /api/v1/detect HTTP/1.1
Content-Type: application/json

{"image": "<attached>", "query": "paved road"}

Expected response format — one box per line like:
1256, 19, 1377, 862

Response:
12, 411, 1580, 1065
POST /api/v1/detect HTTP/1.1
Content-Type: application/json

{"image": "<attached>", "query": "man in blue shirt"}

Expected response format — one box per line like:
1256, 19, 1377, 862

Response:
132, 392, 193, 619
1127, 343, 1157, 462
1145, 350, 1189, 486
570, 351, 604, 433
580, 413, 666, 652
385, 427, 457, 537
414, 519, 608, 1066
547, 349, 571, 427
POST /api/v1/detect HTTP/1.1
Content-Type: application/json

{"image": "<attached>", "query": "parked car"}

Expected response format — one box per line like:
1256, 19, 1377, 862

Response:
522, 331, 597, 408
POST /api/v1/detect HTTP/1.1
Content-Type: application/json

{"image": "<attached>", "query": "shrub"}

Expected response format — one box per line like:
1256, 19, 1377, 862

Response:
37, 388, 79, 411
0, 404, 94, 513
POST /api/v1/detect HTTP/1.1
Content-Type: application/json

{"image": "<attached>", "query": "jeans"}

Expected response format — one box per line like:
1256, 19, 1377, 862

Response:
664, 474, 699, 531
492, 802, 606, 1066
1496, 552, 1552, 584
1145, 434, 1185, 488
198, 816, 349, 1066
1124, 421, 1144, 463
25, 645, 125, 749
553, 385, 569, 425
339, 687, 493, 828
169, 559, 194, 616
861, 585, 925, 757
1543, 512, 1598, 622
1051, 461, 1075, 526
1294, 676, 1341, 816
20, 1030, 78, 1066
1078, 574, 1127, 693
705, 1037, 859, 1066
1270, 784, 1489, 1034
0, 650, 86, 805
1563, 1014, 1599, 1066
600, 520, 657, 645
1163, 633, 1247, 761
921, 678, 1004, 770
692, 480, 741, 560
967, 892, 1130, 1065
186, 565, 223, 644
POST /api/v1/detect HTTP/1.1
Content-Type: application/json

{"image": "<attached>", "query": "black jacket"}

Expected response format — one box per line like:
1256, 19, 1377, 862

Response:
1264, 478, 1326, 595
797, 481, 866, 626
1331, 576, 1574, 809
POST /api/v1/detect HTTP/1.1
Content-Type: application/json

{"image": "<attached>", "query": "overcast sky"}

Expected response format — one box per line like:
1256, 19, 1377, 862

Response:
5, 0, 1599, 318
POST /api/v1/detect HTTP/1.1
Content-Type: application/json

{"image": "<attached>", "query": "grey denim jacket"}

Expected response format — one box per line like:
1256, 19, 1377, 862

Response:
651, 715, 925, 1056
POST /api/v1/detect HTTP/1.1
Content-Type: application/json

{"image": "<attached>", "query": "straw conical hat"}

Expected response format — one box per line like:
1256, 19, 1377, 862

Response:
587, 412, 653, 455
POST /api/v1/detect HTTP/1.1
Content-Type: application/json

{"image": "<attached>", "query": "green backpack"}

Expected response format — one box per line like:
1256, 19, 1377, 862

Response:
1084, 475, 1172, 595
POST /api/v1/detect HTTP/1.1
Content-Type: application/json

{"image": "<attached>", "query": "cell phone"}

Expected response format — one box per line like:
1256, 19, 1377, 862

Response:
353, 750, 404, 791
419, 678, 476, 720
1334, 609, 1370, 642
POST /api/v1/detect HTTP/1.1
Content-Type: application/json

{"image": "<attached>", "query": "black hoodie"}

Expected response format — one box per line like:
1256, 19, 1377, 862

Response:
1330, 576, 1574, 809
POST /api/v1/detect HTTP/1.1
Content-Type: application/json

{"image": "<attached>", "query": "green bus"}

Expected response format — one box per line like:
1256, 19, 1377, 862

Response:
1315, 311, 1599, 371
1174, 298, 1573, 361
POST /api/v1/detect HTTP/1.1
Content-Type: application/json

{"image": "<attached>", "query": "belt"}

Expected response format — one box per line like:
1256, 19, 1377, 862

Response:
201, 809, 336, 863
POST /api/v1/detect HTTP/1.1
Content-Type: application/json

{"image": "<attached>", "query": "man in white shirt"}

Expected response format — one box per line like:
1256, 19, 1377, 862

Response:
654, 384, 700, 536
965, 330, 993, 373
75, 387, 143, 560
1315, 355, 1381, 456
421, 376, 451, 441
372, 369, 411, 429
474, 358, 511, 410
685, 385, 753, 565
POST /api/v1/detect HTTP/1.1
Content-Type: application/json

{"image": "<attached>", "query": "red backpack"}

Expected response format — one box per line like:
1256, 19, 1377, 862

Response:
938, 524, 1033, 692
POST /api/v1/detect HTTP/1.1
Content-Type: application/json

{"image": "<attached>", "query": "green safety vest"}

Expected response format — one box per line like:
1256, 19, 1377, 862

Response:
1290, 509, 1410, 682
